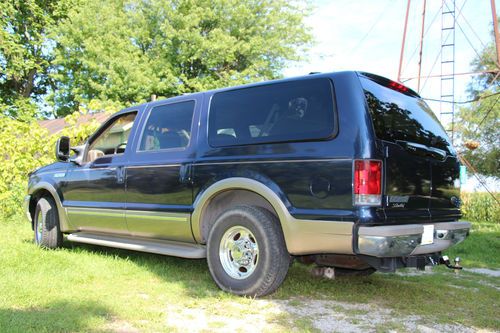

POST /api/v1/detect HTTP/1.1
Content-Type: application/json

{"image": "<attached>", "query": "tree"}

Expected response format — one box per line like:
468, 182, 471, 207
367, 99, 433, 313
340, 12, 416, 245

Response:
456, 33, 499, 178
49, 0, 312, 117
0, 0, 73, 119
456, 92, 499, 177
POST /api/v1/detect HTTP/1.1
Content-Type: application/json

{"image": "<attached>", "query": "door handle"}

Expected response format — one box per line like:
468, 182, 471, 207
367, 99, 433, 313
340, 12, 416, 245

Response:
116, 166, 125, 184
179, 164, 192, 184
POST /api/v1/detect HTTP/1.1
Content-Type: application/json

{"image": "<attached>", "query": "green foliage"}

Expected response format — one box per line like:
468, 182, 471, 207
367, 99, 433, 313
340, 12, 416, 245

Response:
461, 192, 500, 224
468, 24, 498, 96
48, 0, 312, 116
457, 28, 499, 177
0, 108, 106, 220
1, 0, 312, 118
0, 117, 51, 219
0, 0, 74, 117
456, 90, 499, 177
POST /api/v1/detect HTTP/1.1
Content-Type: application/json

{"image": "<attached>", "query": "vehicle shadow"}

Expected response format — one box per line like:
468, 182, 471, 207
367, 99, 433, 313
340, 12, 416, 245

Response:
61, 240, 397, 301
53, 241, 496, 331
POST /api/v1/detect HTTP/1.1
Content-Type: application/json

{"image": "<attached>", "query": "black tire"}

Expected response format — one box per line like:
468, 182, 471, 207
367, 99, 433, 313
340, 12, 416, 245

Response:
34, 197, 63, 249
207, 205, 290, 297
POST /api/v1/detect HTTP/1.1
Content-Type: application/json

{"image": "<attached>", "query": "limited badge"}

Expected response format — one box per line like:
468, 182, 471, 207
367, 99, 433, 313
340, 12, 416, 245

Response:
388, 195, 409, 208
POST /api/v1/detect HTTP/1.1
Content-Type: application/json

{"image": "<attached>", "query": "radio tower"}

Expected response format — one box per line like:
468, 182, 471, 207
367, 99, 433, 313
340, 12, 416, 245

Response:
397, 0, 500, 143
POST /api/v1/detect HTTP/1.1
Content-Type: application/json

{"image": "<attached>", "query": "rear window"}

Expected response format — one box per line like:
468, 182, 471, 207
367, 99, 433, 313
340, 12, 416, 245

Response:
208, 78, 336, 147
360, 75, 453, 153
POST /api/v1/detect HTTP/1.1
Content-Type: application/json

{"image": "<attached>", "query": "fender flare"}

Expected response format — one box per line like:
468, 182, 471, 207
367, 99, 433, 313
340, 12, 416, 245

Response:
29, 182, 71, 232
191, 177, 293, 246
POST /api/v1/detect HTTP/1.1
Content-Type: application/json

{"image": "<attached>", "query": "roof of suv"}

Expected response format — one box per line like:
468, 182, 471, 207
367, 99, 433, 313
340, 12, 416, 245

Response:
123, 70, 419, 114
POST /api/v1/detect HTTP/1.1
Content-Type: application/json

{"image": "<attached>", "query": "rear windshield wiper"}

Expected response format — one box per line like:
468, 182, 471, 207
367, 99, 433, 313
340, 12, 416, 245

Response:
395, 140, 447, 161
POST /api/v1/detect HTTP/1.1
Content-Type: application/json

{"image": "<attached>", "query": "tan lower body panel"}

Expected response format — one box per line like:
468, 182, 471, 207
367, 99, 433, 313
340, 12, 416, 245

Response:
285, 219, 354, 255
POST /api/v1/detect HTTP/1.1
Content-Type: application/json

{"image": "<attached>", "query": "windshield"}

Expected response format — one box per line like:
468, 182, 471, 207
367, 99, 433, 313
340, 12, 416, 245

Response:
360, 75, 453, 154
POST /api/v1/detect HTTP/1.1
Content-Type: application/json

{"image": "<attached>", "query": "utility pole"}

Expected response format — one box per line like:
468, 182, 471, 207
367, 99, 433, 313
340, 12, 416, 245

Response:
491, 0, 500, 67
398, 0, 411, 82
417, 0, 427, 92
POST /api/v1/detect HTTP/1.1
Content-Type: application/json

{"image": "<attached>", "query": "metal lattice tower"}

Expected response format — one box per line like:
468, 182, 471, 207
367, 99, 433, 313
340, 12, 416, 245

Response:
397, 0, 500, 144
440, 0, 456, 142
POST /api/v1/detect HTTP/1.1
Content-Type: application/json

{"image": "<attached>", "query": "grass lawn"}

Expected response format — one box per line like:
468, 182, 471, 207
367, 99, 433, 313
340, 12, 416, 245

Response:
0, 217, 498, 332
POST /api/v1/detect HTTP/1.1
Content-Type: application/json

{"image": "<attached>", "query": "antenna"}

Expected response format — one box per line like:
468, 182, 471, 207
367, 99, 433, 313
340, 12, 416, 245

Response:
397, 0, 500, 142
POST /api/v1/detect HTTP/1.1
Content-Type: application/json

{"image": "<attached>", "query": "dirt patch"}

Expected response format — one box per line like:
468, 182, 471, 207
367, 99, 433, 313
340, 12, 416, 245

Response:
105, 317, 140, 333
162, 298, 482, 333
275, 299, 477, 333
464, 268, 500, 278
164, 300, 283, 332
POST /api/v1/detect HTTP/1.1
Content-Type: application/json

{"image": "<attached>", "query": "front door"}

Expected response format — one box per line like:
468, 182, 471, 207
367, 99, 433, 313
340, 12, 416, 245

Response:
125, 99, 198, 242
63, 112, 138, 234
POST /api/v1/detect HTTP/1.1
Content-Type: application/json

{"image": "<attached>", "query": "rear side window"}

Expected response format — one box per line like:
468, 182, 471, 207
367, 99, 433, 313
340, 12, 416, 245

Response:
361, 76, 453, 153
208, 78, 336, 147
139, 101, 195, 151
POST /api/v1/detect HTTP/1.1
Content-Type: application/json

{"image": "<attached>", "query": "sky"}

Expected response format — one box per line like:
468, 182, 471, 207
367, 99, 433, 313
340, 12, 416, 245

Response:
284, 0, 495, 102
283, 0, 499, 191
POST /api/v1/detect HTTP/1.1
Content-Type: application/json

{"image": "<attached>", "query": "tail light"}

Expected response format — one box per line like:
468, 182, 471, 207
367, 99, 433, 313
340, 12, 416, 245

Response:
354, 160, 382, 206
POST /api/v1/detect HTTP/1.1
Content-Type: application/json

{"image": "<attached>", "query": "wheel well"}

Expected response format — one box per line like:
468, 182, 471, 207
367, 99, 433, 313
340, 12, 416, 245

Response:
28, 189, 53, 226
199, 189, 279, 244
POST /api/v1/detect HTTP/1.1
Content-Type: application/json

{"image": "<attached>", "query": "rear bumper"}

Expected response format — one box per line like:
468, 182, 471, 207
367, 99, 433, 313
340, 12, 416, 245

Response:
357, 221, 471, 257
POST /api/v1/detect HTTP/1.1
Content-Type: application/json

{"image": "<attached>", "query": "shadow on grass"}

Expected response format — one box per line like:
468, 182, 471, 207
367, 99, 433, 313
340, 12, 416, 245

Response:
63, 241, 213, 298
0, 300, 110, 333
10, 220, 500, 330
54, 238, 500, 330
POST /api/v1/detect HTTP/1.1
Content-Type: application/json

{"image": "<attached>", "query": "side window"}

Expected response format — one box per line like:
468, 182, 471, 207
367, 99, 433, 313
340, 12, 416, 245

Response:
87, 112, 137, 162
139, 100, 195, 151
208, 78, 336, 147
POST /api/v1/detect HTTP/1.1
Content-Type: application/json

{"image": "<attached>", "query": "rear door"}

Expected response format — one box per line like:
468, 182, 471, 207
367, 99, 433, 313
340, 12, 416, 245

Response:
430, 155, 461, 221
360, 73, 460, 223
124, 98, 200, 242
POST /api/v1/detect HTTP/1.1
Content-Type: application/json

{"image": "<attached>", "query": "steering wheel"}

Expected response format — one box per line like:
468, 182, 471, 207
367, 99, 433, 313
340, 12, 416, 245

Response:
114, 142, 127, 154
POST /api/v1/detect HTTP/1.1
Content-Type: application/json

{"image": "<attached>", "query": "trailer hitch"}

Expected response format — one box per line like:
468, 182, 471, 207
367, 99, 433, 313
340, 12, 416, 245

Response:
439, 255, 463, 271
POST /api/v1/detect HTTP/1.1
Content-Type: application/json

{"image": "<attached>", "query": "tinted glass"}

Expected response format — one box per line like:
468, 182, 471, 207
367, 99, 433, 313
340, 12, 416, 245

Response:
139, 101, 195, 151
89, 112, 137, 157
361, 76, 453, 153
209, 78, 336, 147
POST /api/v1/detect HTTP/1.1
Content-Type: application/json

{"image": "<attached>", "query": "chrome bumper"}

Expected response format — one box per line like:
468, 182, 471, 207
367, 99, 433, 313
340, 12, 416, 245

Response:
23, 195, 32, 222
358, 221, 471, 257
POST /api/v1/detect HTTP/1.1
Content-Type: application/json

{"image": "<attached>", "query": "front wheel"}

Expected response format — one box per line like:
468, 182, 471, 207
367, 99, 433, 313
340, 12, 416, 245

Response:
207, 205, 290, 297
34, 197, 63, 249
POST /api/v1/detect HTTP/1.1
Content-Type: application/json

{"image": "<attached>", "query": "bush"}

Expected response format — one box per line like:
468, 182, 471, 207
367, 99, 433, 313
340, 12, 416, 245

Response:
0, 112, 104, 221
461, 192, 500, 223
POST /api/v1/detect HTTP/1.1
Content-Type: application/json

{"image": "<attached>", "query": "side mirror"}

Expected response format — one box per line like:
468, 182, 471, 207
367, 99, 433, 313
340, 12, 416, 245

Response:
55, 136, 71, 162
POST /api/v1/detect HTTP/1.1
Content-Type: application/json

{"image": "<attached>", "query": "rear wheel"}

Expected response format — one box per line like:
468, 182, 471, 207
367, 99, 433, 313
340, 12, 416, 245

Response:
207, 205, 290, 297
34, 197, 63, 249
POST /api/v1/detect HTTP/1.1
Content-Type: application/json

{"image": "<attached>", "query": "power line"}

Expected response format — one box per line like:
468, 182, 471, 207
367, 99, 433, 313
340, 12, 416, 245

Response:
422, 91, 500, 104
477, 94, 499, 128
347, 0, 393, 56
402, 4, 443, 75
456, 4, 488, 50
459, 154, 500, 205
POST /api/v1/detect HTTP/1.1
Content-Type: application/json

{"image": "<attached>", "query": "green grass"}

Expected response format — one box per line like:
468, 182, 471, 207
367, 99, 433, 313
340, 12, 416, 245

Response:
0, 217, 498, 332
444, 220, 500, 268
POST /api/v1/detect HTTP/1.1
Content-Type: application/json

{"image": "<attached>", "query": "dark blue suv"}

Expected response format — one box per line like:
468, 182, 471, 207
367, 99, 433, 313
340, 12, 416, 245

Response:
25, 71, 470, 296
